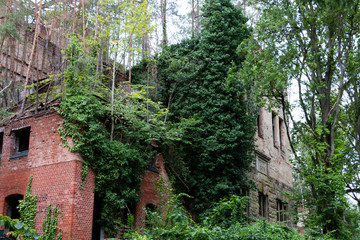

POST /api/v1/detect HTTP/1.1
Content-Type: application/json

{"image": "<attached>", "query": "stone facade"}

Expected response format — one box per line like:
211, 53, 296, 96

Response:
248, 107, 293, 225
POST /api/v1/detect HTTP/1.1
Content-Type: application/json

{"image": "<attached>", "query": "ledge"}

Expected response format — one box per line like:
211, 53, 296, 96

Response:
147, 165, 159, 174
10, 150, 29, 159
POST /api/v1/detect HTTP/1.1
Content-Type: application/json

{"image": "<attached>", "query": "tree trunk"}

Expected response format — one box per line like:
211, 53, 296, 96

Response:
20, 0, 43, 114
161, 0, 167, 46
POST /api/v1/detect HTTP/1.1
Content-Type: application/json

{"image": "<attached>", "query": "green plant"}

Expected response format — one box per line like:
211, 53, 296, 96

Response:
58, 37, 194, 237
157, 0, 256, 215
41, 204, 62, 240
18, 175, 37, 233
0, 215, 39, 240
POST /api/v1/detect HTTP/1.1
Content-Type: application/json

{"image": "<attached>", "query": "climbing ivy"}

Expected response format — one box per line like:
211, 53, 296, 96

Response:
41, 204, 62, 240
18, 176, 37, 234
57, 36, 193, 236
157, 0, 256, 215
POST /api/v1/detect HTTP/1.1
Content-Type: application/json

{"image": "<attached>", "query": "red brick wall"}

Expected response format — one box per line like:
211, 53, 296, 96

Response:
0, 110, 171, 238
134, 153, 170, 228
0, 111, 95, 240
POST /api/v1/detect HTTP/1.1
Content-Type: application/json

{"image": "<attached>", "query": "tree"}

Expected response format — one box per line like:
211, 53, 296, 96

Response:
158, 0, 255, 215
240, 0, 360, 237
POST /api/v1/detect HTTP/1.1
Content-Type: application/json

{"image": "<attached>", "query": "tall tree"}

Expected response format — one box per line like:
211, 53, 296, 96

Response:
160, 0, 167, 46
240, 0, 360, 237
20, 0, 43, 114
158, 0, 254, 214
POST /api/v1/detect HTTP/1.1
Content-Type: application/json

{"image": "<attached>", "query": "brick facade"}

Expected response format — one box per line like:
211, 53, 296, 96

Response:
0, 111, 95, 239
134, 153, 170, 228
0, 110, 169, 239
0, 106, 294, 238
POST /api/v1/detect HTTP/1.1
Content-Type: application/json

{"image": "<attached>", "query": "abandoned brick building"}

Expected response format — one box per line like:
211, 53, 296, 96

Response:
0, 108, 294, 239
0, 13, 293, 240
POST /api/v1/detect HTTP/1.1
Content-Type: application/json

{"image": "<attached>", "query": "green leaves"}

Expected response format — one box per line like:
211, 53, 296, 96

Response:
18, 176, 37, 239
241, 0, 360, 237
0, 215, 40, 240
130, 194, 302, 240
157, 0, 256, 215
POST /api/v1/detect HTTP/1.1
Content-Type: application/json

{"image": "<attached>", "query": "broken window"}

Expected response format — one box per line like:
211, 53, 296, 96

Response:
10, 127, 30, 159
258, 192, 268, 218
276, 199, 287, 222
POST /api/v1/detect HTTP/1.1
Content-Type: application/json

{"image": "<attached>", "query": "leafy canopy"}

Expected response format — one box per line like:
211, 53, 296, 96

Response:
157, 0, 256, 214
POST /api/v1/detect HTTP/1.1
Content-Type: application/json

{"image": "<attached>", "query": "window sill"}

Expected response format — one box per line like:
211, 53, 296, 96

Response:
147, 165, 159, 174
10, 150, 29, 159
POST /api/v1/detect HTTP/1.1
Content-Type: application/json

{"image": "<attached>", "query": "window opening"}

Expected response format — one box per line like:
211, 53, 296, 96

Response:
257, 107, 263, 138
145, 203, 157, 228
279, 118, 284, 151
272, 112, 277, 148
4, 194, 24, 238
276, 199, 287, 222
5, 194, 23, 219
92, 194, 104, 240
258, 192, 268, 218
240, 187, 250, 216
10, 127, 30, 159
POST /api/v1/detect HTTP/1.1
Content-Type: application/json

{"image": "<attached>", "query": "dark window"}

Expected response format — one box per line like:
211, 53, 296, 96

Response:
5, 194, 24, 239
272, 112, 277, 148
259, 192, 268, 218
145, 203, 157, 228
277, 199, 287, 222
6, 194, 23, 219
10, 127, 30, 159
257, 107, 263, 138
0, 132, 3, 160
279, 118, 284, 151
240, 188, 250, 216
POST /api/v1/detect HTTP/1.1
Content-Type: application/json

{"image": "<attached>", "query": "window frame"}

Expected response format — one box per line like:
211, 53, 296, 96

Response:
276, 199, 287, 222
279, 117, 284, 151
258, 192, 269, 219
256, 151, 270, 175
10, 127, 31, 159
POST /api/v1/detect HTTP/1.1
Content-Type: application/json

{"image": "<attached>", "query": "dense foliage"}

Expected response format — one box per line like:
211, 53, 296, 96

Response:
0, 215, 39, 240
129, 192, 303, 240
157, 0, 256, 214
239, 0, 360, 238
58, 36, 194, 236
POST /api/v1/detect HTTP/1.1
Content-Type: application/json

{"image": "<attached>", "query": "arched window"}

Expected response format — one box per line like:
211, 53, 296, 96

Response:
145, 203, 157, 228
5, 194, 23, 219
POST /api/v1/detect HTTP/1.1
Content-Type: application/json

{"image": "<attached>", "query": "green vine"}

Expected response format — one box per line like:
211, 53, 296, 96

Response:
56, 36, 193, 236
41, 204, 62, 240
18, 176, 37, 234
